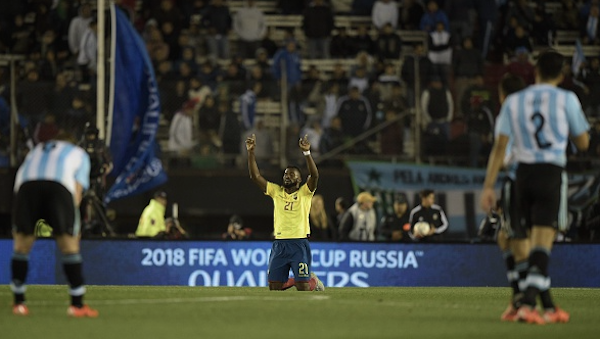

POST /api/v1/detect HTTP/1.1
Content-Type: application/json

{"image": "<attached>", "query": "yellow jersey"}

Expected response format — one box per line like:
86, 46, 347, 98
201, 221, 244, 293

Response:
266, 182, 314, 239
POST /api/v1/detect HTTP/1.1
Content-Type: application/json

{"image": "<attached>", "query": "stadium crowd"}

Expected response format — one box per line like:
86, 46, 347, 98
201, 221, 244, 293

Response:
1, 0, 600, 171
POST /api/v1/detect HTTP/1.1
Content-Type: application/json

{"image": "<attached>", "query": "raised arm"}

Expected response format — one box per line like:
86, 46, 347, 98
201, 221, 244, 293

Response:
246, 134, 268, 193
299, 134, 319, 192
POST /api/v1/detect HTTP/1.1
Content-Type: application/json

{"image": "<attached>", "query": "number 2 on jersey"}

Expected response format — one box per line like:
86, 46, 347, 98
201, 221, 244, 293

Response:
531, 112, 552, 149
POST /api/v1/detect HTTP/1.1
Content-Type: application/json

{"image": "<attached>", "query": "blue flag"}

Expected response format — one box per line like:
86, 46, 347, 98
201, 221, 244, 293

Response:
105, 6, 167, 203
572, 39, 586, 77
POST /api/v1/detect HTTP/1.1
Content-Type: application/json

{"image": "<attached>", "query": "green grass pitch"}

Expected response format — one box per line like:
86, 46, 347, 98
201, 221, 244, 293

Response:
2, 286, 599, 339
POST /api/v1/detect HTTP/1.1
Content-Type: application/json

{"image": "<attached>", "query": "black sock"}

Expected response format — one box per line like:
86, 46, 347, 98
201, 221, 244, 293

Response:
513, 260, 528, 307
62, 253, 85, 307
503, 251, 519, 296
522, 248, 550, 308
11, 252, 29, 305
540, 289, 555, 310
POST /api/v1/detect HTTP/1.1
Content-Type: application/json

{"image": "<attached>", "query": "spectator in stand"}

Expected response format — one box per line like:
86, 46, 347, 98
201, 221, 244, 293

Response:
401, 42, 433, 107
160, 20, 182, 61
309, 194, 337, 241
77, 19, 97, 84
419, 0, 449, 33
255, 48, 272, 75
444, 0, 475, 47
277, 0, 307, 14
339, 192, 378, 241
330, 63, 350, 94
65, 95, 91, 140
351, 0, 377, 16
334, 196, 349, 230
503, 24, 533, 58
168, 99, 198, 159
353, 24, 376, 56
151, 0, 184, 38
223, 62, 247, 98
399, 0, 425, 30
330, 27, 356, 58
427, 21, 452, 85
372, 0, 399, 30
378, 63, 402, 102
319, 116, 346, 161
335, 86, 373, 139
348, 67, 370, 93
243, 118, 274, 169
16, 69, 48, 126
300, 117, 324, 158
272, 40, 303, 87
198, 61, 220, 92
581, 3, 600, 45
554, 0, 580, 30
310, 82, 341, 128
260, 27, 279, 58
8, 14, 34, 55
144, 20, 170, 64
421, 76, 453, 144
379, 107, 404, 156
460, 76, 492, 120
505, 47, 535, 85
579, 57, 600, 118
464, 95, 494, 167
505, 0, 534, 32
68, 3, 93, 57
248, 65, 275, 99
303, 0, 335, 59
218, 100, 242, 164
452, 36, 484, 116
33, 114, 59, 144
188, 77, 212, 107
375, 23, 402, 60
47, 72, 76, 117
233, 0, 267, 59
379, 193, 410, 242
531, 7, 555, 46
202, 0, 232, 60
175, 61, 195, 83
198, 95, 222, 149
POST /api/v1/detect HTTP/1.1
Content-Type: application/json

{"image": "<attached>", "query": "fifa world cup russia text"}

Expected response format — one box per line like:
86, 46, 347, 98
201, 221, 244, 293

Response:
140, 247, 424, 287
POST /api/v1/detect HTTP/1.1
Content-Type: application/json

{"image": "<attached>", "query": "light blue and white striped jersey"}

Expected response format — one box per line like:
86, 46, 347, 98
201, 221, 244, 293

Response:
14, 140, 91, 195
496, 84, 590, 167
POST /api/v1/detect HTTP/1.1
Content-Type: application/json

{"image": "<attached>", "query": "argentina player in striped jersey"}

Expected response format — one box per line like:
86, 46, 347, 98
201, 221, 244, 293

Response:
10, 131, 99, 317
481, 51, 590, 324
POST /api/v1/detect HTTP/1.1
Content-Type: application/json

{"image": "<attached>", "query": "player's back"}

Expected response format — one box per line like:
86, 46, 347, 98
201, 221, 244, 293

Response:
499, 84, 588, 167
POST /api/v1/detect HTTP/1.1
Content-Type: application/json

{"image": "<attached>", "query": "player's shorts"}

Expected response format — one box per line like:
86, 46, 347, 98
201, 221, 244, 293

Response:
500, 176, 528, 239
515, 163, 568, 232
12, 181, 80, 236
267, 238, 312, 283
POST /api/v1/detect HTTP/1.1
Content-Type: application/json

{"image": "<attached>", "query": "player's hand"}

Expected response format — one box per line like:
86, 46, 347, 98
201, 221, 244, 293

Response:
299, 134, 310, 152
246, 134, 256, 151
480, 187, 496, 212
427, 225, 436, 236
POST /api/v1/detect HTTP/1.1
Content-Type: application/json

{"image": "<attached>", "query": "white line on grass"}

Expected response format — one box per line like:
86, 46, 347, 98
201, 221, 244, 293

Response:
25, 295, 331, 306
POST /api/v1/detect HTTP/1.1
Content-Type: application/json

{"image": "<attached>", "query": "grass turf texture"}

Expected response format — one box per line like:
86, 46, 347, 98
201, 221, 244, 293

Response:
1, 286, 599, 339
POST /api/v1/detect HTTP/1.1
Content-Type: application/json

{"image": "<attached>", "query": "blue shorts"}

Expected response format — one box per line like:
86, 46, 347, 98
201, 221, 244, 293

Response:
268, 238, 312, 283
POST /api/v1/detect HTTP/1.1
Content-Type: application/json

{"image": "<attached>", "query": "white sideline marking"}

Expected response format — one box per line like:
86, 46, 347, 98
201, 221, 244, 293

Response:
25, 295, 330, 306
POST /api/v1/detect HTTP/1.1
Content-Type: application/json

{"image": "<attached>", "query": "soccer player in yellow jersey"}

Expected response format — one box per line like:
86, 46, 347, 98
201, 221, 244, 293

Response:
246, 133, 324, 291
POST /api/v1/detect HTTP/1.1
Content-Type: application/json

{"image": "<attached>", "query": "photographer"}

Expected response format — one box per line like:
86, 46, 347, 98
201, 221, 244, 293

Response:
80, 124, 113, 199
79, 123, 114, 235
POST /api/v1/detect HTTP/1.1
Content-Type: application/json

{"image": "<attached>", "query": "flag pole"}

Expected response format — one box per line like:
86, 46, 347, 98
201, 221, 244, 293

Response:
96, 0, 106, 139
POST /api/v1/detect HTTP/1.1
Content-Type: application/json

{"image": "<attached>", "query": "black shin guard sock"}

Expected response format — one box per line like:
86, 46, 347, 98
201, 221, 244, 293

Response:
513, 260, 528, 307
504, 254, 519, 296
522, 248, 550, 307
540, 289, 555, 310
11, 254, 29, 304
63, 254, 85, 307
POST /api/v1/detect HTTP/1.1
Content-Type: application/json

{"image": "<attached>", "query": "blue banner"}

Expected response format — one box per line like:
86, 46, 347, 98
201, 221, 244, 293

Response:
105, 6, 167, 203
1, 240, 599, 287
346, 161, 495, 235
